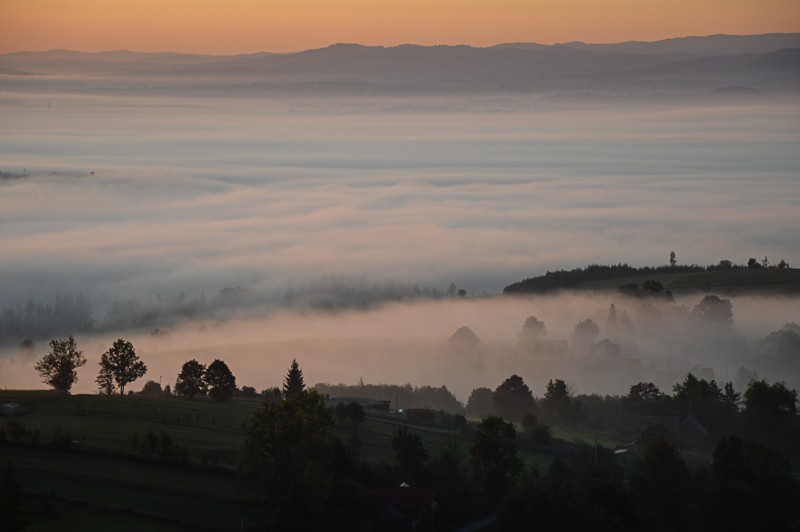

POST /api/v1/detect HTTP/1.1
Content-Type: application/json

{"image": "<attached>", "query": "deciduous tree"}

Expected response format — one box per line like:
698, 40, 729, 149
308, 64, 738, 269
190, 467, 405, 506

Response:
175, 359, 207, 399
493, 374, 536, 422
470, 416, 522, 501
391, 426, 428, 481
99, 338, 147, 395
242, 390, 334, 527
466, 387, 493, 418
204, 359, 236, 402
35, 335, 86, 392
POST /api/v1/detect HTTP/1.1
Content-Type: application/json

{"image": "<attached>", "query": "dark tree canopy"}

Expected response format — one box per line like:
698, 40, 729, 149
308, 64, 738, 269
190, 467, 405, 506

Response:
205, 359, 236, 401
493, 374, 536, 422
541, 379, 574, 423
175, 359, 207, 399
282, 359, 305, 400
672, 373, 723, 418
623, 382, 671, 415
95, 359, 115, 395
242, 390, 334, 526
706, 436, 800, 531
466, 387, 494, 418
99, 338, 147, 395
470, 416, 522, 502
743, 379, 798, 426
693, 294, 733, 324
391, 426, 428, 481
630, 439, 691, 528
35, 335, 86, 393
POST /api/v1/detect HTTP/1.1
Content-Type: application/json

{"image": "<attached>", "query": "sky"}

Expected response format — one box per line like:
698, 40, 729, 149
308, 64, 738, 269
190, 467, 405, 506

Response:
2, 0, 799, 54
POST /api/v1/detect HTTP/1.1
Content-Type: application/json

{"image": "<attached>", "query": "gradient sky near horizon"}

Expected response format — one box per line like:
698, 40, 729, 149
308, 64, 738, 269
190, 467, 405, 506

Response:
2, 0, 799, 54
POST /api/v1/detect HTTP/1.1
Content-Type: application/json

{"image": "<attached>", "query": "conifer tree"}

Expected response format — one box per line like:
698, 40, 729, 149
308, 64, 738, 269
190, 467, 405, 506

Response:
282, 359, 305, 400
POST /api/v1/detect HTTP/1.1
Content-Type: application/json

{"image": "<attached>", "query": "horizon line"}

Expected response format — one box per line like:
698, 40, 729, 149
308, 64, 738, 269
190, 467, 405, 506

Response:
2, 31, 797, 57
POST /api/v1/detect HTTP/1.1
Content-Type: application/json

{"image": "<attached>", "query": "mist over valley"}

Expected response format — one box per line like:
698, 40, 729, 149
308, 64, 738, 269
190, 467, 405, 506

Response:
2, 33, 800, 400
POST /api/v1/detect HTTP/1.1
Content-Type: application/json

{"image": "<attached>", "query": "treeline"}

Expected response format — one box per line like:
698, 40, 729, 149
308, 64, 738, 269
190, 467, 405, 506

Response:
0, 279, 468, 346
504, 257, 792, 294
314, 382, 464, 414
235, 385, 800, 530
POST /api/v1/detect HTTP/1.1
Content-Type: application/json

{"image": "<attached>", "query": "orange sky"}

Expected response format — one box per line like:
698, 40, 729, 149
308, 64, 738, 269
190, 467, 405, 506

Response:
2, 0, 799, 54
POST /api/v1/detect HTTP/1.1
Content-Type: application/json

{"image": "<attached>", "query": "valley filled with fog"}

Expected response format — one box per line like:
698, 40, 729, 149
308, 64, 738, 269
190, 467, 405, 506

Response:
2, 37, 799, 399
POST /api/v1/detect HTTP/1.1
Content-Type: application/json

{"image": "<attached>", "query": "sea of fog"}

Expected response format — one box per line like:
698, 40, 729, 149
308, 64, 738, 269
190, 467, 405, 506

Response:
1, 92, 799, 396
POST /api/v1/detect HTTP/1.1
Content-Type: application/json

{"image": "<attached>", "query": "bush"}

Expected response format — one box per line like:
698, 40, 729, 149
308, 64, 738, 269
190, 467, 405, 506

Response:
530, 424, 552, 445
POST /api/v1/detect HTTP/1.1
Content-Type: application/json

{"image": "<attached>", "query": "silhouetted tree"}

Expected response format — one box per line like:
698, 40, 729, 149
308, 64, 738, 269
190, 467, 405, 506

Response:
175, 359, 207, 399
672, 373, 723, 418
261, 386, 282, 404
282, 359, 305, 400
242, 390, 334, 527
466, 387, 493, 418
470, 416, 522, 502
704, 436, 800, 531
541, 378, 573, 423
493, 374, 536, 422
95, 360, 115, 395
99, 338, 147, 395
35, 335, 86, 392
391, 426, 428, 481
630, 439, 691, 528
204, 359, 236, 402
140, 380, 162, 396
669, 250, 677, 267
623, 382, 671, 415
743, 379, 797, 436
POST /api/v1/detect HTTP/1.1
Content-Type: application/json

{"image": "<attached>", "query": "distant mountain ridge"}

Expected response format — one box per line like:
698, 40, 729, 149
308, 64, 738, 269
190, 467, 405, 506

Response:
2, 33, 799, 96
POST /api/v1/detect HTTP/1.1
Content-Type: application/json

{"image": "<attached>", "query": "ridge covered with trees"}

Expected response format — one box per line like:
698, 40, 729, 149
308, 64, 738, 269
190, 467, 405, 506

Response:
504, 255, 795, 295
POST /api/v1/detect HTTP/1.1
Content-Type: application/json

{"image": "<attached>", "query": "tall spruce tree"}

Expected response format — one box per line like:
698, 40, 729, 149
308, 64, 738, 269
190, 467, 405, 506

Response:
282, 359, 305, 400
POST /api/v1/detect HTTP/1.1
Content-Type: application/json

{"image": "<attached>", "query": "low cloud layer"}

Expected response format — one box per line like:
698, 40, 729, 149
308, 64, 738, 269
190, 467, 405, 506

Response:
2, 293, 798, 403
1, 93, 798, 311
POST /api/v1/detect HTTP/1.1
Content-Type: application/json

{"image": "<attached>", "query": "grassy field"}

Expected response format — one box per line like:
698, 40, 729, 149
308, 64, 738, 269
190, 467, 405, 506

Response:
0, 390, 562, 529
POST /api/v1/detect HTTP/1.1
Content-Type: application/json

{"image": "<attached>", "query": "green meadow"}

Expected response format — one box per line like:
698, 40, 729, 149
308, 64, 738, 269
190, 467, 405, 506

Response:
0, 390, 564, 530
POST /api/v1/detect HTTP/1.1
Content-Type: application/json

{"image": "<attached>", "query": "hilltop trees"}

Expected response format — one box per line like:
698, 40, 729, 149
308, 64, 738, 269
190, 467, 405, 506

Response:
205, 359, 236, 402
35, 335, 86, 392
95, 358, 116, 395
98, 339, 147, 395
175, 359, 207, 399
466, 387, 493, 418
493, 375, 536, 422
623, 382, 671, 415
541, 379, 579, 424
282, 359, 305, 400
